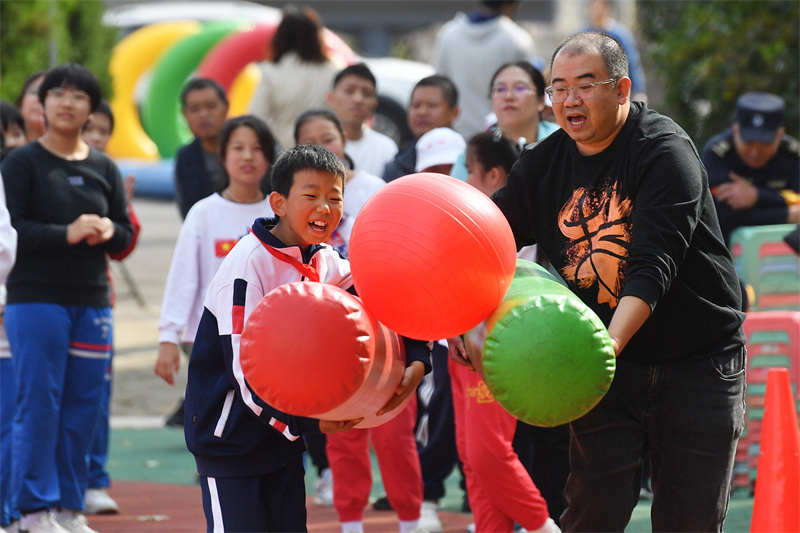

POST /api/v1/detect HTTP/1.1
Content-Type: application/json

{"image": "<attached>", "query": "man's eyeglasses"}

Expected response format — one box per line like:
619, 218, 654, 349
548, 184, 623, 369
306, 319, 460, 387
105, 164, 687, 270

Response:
544, 78, 618, 103
491, 84, 535, 98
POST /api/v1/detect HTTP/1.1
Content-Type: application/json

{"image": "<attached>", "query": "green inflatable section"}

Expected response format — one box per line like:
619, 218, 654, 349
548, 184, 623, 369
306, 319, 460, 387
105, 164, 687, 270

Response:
465, 259, 616, 427
141, 21, 245, 158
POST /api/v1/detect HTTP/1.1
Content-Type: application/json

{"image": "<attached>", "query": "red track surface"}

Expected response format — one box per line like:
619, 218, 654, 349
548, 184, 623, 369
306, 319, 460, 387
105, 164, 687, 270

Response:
88, 481, 474, 532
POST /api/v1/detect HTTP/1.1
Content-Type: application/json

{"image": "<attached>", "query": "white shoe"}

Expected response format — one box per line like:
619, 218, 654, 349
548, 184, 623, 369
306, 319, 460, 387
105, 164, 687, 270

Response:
18, 512, 69, 533
314, 468, 334, 506
53, 512, 97, 533
467, 524, 475, 533
3, 520, 19, 533
418, 501, 443, 533
84, 488, 119, 514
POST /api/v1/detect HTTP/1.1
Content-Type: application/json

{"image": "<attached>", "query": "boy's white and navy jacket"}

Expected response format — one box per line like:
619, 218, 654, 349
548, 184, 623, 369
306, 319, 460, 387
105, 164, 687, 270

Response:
185, 217, 431, 478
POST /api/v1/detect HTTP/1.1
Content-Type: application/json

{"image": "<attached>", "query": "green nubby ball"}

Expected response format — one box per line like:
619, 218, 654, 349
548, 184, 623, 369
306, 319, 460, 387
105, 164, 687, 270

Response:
465, 260, 616, 427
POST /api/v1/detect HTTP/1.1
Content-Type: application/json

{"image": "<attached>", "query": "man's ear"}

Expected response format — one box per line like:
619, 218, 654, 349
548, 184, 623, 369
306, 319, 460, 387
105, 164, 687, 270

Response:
616, 77, 632, 103
269, 191, 286, 217
326, 91, 334, 108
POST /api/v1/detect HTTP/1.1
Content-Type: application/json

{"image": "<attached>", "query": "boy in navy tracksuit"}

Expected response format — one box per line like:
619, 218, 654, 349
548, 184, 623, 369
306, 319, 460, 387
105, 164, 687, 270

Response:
184, 144, 431, 532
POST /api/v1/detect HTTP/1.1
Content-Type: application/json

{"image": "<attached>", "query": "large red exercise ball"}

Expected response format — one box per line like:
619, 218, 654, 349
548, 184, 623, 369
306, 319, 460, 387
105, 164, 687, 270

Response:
348, 173, 517, 340
464, 260, 616, 427
239, 282, 410, 428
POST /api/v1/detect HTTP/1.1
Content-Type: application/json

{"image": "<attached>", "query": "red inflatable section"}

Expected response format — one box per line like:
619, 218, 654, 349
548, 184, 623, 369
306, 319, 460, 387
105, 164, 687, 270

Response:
197, 25, 358, 93
349, 173, 518, 340
196, 25, 276, 91
239, 282, 409, 428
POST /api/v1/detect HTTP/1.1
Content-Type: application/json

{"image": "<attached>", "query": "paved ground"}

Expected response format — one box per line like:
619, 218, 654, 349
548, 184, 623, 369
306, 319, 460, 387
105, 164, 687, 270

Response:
110, 197, 186, 426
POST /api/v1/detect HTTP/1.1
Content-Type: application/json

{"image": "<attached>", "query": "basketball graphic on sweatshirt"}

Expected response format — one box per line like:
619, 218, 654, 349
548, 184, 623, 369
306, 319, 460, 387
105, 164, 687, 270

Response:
557, 179, 633, 308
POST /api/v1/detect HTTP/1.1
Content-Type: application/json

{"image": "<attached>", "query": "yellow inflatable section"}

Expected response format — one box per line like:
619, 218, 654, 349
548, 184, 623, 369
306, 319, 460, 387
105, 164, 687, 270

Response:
106, 21, 201, 161
228, 63, 261, 117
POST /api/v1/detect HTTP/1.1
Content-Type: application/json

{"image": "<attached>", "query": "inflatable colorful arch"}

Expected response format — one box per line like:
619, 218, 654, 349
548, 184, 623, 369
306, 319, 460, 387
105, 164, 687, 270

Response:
106, 20, 357, 161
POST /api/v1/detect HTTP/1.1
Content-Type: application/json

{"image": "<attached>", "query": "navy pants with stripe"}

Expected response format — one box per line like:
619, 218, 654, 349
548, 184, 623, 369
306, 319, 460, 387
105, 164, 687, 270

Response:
200, 455, 307, 532
6, 303, 111, 513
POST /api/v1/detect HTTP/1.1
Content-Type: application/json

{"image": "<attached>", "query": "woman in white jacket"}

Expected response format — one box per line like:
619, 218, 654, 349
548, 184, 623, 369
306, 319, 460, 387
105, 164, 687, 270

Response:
249, 5, 343, 150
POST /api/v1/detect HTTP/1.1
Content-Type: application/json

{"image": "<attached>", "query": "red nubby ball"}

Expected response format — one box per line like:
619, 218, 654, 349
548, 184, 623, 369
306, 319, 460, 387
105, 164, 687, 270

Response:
239, 282, 409, 428
348, 173, 518, 340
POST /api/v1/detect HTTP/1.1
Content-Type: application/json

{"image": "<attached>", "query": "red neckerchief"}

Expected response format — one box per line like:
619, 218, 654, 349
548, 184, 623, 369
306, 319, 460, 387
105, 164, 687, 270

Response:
249, 229, 320, 282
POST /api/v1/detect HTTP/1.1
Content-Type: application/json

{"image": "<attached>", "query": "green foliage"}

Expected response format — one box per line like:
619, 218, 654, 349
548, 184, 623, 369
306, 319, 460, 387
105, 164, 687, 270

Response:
637, 0, 799, 149
0, 0, 118, 103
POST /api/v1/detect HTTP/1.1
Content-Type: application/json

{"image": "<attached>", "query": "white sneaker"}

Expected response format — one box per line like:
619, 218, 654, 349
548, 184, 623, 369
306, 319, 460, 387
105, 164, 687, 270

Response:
314, 468, 334, 506
84, 488, 119, 514
3, 520, 19, 533
418, 501, 442, 533
53, 512, 97, 533
18, 512, 69, 533
467, 524, 475, 533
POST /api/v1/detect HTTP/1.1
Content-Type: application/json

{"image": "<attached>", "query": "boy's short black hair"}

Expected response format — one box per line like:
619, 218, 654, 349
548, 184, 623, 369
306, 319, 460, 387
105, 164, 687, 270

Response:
270, 144, 346, 198
332, 62, 376, 89
413, 75, 459, 108
1, 100, 25, 133
90, 98, 114, 133
38, 63, 102, 112
180, 78, 228, 109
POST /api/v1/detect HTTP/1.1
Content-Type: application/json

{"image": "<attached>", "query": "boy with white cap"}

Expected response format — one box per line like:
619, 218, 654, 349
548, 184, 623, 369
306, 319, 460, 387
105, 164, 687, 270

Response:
415, 127, 467, 175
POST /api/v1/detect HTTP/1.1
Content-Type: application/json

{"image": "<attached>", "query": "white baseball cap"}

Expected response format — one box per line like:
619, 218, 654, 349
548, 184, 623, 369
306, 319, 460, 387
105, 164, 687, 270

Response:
415, 127, 466, 172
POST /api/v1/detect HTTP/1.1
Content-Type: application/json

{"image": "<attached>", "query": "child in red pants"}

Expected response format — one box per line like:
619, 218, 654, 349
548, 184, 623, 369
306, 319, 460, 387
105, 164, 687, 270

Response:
326, 398, 423, 533
450, 360, 557, 533
446, 130, 562, 533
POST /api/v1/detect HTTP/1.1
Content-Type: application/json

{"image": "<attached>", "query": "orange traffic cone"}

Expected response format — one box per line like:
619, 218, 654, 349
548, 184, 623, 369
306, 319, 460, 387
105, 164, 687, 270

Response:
750, 368, 800, 532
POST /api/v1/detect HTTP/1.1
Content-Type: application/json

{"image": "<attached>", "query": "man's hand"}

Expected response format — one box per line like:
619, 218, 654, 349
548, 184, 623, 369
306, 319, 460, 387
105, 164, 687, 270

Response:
713, 172, 758, 210
320, 418, 363, 434
376, 360, 426, 416
447, 336, 476, 372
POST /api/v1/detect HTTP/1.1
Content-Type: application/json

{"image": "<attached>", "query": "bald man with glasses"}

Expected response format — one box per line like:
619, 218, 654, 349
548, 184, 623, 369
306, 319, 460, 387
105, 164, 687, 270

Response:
452, 31, 746, 531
